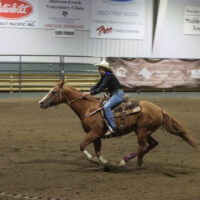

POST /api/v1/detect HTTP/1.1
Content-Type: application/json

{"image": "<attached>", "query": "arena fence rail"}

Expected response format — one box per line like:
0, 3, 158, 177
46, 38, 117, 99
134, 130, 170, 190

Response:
0, 55, 101, 93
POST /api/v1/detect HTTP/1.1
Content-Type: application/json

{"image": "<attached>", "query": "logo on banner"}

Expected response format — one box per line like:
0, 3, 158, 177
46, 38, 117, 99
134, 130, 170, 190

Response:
189, 69, 200, 79
116, 66, 127, 77
96, 25, 112, 36
0, 0, 33, 20
138, 67, 153, 79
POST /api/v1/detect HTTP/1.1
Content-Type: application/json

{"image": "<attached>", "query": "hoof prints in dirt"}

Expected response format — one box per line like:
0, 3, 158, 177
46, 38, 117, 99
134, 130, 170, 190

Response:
0, 191, 68, 200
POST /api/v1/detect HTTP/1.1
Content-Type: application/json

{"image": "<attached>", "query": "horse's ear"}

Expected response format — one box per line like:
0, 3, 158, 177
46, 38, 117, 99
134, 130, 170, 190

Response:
57, 79, 65, 88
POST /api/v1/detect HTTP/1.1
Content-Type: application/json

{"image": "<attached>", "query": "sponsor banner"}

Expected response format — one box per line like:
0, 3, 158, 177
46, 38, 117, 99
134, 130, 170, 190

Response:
0, 0, 89, 30
184, 6, 200, 35
90, 0, 145, 39
107, 58, 200, 88
39, 0, 90, 30
0, 0, 39, 28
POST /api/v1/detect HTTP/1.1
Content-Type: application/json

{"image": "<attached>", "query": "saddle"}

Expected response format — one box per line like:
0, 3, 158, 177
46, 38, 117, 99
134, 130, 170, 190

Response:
100, 95, 141, 132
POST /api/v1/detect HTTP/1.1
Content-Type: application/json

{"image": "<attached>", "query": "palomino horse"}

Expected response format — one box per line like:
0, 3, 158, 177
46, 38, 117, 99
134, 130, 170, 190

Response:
39, 80, 199, 169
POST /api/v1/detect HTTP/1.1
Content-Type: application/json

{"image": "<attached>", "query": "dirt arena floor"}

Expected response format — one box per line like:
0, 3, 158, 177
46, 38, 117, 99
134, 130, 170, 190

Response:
0, 95, 200, 200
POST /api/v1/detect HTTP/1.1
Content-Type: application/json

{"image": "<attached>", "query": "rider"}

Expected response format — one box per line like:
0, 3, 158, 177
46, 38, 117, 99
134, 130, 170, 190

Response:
83, 60, 124, 136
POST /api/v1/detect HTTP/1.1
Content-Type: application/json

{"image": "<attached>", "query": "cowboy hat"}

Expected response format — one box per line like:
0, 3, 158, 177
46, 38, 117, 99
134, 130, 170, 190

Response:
95, 61, 112, 72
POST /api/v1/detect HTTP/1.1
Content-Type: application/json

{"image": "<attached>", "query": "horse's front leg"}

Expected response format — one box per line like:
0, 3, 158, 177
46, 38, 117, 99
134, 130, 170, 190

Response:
80, 131, 108, 166
93, 138, 109, 165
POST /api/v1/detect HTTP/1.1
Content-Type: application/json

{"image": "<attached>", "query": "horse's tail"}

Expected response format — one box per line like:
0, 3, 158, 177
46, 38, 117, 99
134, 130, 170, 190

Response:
161, 110, 199, 149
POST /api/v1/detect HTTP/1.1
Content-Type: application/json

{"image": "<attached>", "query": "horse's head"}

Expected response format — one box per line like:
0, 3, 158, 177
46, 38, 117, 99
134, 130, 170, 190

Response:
39, 80, 65, 109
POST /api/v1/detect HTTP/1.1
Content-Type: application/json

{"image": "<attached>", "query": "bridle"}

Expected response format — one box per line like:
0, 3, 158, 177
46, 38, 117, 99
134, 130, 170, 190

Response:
41, 89, 63, 108
42, 88, 84, 108
56, 88, 84, 106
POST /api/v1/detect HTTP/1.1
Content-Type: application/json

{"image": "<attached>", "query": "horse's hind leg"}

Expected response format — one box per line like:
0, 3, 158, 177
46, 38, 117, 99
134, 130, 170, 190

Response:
118, 128, 159, 167
118, 128, 148, 167
137, 135, 159, 166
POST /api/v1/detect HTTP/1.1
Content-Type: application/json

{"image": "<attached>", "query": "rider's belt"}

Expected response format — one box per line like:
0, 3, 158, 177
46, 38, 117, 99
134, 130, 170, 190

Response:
112, 88, 122, 93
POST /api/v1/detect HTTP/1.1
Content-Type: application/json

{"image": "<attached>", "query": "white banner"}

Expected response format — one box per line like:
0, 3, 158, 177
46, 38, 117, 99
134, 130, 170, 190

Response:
90, 0, 145, 39
0, 0, 39, 28
183, 6, 200, 35
39, 0, 90, 30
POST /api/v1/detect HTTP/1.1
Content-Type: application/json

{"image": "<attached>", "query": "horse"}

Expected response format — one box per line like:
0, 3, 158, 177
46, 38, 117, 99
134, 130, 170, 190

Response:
39, 80, 199, 169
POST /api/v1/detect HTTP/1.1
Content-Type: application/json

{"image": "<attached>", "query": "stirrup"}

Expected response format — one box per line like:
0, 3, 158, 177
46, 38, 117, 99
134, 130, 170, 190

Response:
105, 129, 116, 138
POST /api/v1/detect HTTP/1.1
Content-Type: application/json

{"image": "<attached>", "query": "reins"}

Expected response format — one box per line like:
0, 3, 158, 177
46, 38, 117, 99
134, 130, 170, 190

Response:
85, 107, 104, 118
65, 95, 84, 105
63, 91, 98, 106
53, 88, 99, 113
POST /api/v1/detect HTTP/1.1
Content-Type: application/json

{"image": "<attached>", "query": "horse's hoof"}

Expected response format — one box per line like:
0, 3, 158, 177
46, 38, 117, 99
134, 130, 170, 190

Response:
91, 156, 100, 165
137, 158, 143, 166
118, 159, 126, 167
103, 161, 121, 171
103, 165, 112, 172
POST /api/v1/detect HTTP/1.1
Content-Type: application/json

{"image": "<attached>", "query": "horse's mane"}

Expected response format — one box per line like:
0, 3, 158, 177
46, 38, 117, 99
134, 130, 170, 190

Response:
64, 85, 100, 102
67, 85, 79, 92
84, 95, 100, 102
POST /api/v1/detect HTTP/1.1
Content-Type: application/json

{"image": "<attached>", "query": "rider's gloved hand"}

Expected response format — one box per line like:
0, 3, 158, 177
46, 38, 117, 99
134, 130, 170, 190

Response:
83, 92, 90, 97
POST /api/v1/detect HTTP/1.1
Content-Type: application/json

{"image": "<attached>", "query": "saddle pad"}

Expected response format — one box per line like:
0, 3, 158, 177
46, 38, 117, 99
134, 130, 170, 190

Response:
113, 105, 140, 117
113, 100, 141, 118
100, 100, 141, 118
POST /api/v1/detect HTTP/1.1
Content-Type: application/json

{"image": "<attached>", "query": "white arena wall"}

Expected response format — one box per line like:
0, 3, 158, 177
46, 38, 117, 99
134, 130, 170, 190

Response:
0, 0, 199, 60
0, 0, 153, 59
153, 0, 200, 59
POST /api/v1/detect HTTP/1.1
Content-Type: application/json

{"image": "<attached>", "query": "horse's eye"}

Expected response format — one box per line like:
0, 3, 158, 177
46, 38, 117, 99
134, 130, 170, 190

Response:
52, 90, 56, 95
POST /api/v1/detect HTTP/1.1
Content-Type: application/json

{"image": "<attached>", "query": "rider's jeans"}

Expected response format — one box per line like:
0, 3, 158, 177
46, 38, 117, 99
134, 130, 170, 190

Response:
104, 89, 124, 130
